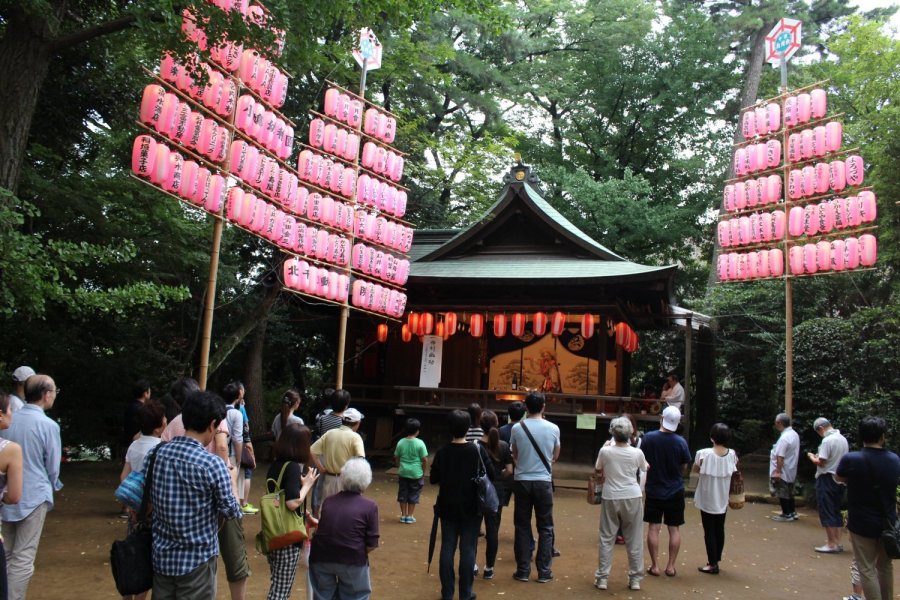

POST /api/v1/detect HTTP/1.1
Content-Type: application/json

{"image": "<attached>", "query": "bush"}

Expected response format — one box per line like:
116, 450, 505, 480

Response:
733, 418, 768, 455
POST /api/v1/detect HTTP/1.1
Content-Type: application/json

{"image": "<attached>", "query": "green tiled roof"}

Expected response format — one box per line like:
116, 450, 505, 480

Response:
410, 255, 674, 281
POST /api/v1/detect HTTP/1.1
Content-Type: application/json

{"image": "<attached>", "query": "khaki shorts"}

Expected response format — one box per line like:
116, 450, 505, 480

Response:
218, 517, 250, 582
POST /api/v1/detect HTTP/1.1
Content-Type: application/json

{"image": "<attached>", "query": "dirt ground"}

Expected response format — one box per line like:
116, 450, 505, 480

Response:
27, 461, 897, 599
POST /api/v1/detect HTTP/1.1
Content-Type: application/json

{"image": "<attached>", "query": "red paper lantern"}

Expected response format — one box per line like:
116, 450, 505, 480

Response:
401, 324, 412, 342
581, 313, 594, 339
615, 322, 628, 347
376, 323, 388, 343
511, 313, 526, 337
550, 311, 566, 337
436, 321, 445, 339
417, 312, 434, 336
408, 312, 419, 334
445, 312, 457, 335
470, 313, 484, 337
493, 314, 507, 338
533, 312, 547, 336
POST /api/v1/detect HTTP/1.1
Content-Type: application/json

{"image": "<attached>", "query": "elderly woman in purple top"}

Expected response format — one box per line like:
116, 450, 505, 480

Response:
308, 457, 379, 600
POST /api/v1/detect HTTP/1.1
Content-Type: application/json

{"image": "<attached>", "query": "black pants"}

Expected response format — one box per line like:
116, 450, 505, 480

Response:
779, 496, 795, 516
700, 511, 727, 566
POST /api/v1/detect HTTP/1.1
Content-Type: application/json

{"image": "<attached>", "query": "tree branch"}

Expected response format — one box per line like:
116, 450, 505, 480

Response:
51, 14, 137, 51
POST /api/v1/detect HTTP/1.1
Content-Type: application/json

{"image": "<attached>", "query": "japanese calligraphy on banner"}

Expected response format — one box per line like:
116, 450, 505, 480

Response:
419, 335, 442, 388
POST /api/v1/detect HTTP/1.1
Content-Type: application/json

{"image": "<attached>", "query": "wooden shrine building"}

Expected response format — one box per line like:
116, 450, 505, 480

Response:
343, 162, 713, 461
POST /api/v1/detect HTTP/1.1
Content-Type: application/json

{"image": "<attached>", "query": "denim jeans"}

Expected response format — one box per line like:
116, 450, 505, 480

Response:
308, 561, 371, 600
439, 516, 480, 600
513, 480, 554, 578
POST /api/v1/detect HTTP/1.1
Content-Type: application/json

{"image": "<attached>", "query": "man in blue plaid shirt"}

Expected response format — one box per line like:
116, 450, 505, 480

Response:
150, 390, 242, 599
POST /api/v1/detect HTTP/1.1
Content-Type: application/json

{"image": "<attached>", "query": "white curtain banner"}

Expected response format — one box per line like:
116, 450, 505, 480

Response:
419, 335, 443, 388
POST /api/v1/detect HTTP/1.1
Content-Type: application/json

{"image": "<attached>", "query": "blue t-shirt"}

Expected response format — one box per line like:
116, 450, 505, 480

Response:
836, 447, 900, 539
510, 418, 560, 482
641, 429, 691, 499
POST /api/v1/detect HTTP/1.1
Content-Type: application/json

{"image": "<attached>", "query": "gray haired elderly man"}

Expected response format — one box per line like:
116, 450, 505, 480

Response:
806, 417, 849, 552
770, 412, 800, 522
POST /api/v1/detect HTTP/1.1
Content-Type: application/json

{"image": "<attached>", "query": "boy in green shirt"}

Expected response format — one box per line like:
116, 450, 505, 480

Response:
394, 418, 428, 523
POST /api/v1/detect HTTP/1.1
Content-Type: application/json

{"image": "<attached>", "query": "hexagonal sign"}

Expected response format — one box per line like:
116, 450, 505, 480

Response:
766, 18, 802, 67
352, 28, 382, 71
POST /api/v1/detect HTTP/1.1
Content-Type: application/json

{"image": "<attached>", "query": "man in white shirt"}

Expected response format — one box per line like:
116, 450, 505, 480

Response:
659, 373, 684, 409
769, 413, 800, 522
806, 417, 849, 552
9, 366, 34, 412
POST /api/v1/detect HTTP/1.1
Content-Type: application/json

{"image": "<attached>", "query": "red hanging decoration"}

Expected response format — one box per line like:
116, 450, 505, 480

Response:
511, 313, 526, 337
421, 312, 434, 335
401, 324, 412, 342
533, 312, 547, 336
615, 322, 628, 347
408, 312, 419, 335
550, 311, 566, 337
436, 321, 445, 339
376, 323, 388, 343
445, 312, 458, 336
493, 314, 507, 338
470, 313, 484, 337
581, 313, 595, 339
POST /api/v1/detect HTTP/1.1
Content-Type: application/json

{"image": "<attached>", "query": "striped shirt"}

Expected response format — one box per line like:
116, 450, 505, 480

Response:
150, 436, 241, 576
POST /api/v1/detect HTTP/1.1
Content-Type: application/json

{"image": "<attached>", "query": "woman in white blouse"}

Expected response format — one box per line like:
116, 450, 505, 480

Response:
692, 423, 738, 575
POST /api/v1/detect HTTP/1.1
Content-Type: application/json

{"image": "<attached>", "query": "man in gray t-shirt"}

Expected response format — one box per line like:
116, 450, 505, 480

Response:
806, 417, 849, 552
509, 393, 560, 583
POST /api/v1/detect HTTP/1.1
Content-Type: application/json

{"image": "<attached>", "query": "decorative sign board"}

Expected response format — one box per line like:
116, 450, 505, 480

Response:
766, 18, 802, 66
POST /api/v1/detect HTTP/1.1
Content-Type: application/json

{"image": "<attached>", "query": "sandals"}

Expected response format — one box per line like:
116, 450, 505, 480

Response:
646, 567, 660, 577
665, 568, 677, 577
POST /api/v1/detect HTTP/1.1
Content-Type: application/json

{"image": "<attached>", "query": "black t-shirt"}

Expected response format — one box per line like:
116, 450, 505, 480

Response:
267, 459, 303, 512
430, 442, 494, 520
836, 447, 900, 538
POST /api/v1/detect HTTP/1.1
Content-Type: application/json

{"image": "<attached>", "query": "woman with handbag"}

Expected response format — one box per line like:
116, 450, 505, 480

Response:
477, 410, 512, 580
692, 423, 738, 575
264, 423, 319, 600
430, 409, 494, 600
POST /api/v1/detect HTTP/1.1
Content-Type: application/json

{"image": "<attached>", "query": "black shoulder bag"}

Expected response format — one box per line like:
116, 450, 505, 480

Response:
110, 443, 163, 595
519, 420, 554, 490
473, 443, 499, 516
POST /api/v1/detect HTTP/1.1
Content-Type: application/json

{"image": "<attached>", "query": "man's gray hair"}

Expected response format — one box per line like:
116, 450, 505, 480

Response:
609, 416, 633, 443
340, 457, 372, 493
813, 417, 831, 430
775, 413, 791, 427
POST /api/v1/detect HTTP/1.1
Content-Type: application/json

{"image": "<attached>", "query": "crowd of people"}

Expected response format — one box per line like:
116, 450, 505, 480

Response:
0, 365, 896, 600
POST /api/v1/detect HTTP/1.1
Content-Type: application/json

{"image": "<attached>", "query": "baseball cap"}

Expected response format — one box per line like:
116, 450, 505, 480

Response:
12, 366, 35, 383
661, 406, 681, 432
342, 408, 364, 423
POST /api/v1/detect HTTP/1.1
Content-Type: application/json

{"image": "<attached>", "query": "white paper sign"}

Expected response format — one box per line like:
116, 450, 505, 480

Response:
419, 335, 442, 388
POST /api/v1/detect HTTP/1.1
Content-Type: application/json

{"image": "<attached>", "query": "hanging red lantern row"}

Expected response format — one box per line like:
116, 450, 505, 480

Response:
533, 312, 547, 336
581, 313, 595, 339
614, 322, 639, 353
511, 313, 526, 337
550, 311, 566, 337
470, 313, 484, 338
445, 312, 457, 335
493, 314, 507, 338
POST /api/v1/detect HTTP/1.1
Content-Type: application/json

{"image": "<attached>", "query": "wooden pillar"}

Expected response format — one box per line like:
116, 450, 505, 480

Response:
683, 314, 693, 442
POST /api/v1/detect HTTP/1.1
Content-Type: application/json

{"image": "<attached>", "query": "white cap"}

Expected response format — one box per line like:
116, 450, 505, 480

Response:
661, 406, 681, 432
12, 366, 35, 383
342, 408, 364, 423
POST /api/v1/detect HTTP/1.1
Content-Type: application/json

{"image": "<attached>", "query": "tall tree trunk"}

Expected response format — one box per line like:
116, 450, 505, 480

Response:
207, 276, 281, 376
0, 6, 62, 194
244, 316, 270, 440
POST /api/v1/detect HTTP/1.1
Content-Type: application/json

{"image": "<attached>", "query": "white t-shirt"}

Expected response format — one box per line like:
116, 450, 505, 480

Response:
661, 382, 684, 408
271, 413, 304, 441
770, 426, 800, 482
595, 444, 647, 500
8, 394, 24, 413
693, 447, 738, 514
225, 406, 244, 457
126, 434, 162, 473
816, 429, 849, 477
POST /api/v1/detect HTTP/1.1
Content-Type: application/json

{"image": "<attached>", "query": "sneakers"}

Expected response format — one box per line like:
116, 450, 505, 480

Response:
594, 576, 608, 590
513, 572, 530, 582
843, 595, 862, 600
400, 516, 418, 523
537, 574, 553, 583
814, 544, 843, 553
473, 565, 479, 576
628, 577, 641, 591
241, 503, 259, 514
483, 567, 494, 580
770, 513, 797, 522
